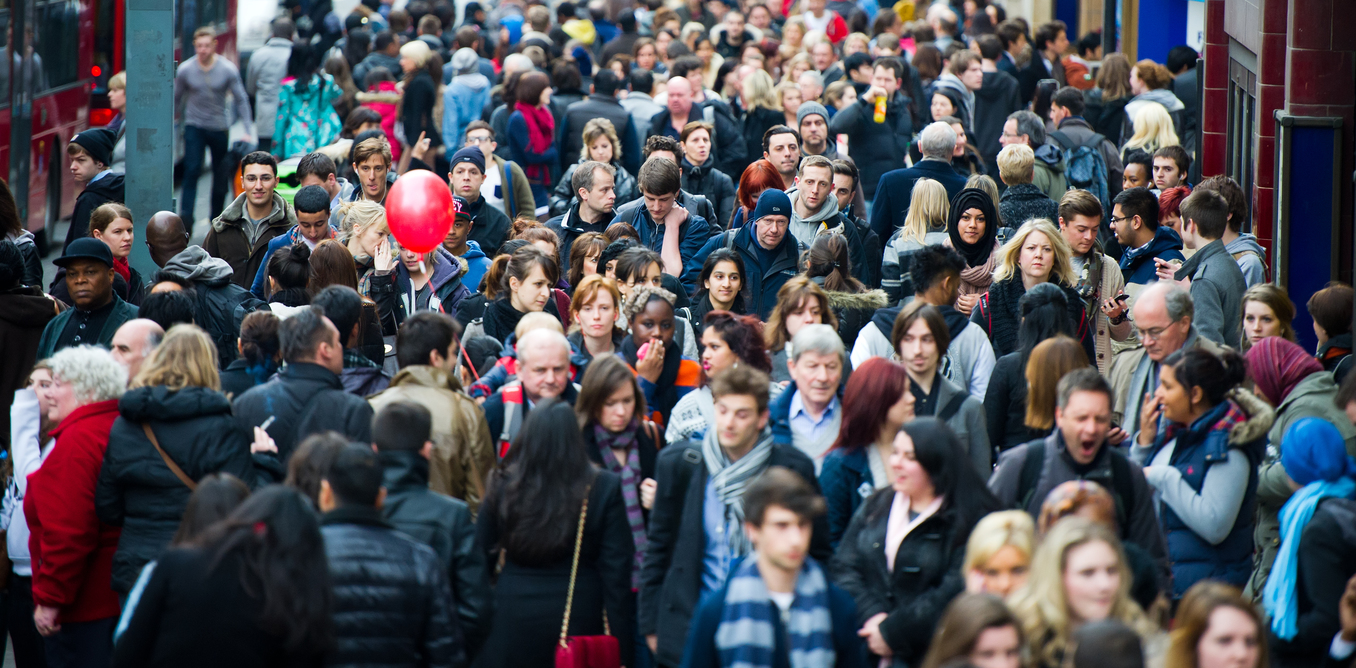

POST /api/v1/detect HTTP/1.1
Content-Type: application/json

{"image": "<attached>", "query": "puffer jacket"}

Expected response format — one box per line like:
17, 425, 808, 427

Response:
321, 505, 464, 668
95, 386, 283, 593
549, 159, 639, 218
380, 450, 491, 655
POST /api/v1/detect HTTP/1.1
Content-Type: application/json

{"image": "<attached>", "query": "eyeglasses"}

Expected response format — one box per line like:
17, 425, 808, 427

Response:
1135, 321, 1179, 341
465, 136, 493, 146
1109, 215, 1132, 225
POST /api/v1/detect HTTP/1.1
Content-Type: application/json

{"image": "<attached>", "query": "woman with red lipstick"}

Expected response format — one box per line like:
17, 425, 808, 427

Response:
52, 203, 144, 306
664, 311, 771, 445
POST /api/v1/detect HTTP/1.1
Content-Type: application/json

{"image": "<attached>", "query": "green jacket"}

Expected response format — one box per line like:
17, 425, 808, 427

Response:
1246, 370, 1356, 600
36, 295, 139, 359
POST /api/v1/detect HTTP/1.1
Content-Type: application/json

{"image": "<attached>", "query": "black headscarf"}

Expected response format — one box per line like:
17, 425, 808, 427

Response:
947, 188, 1000, 268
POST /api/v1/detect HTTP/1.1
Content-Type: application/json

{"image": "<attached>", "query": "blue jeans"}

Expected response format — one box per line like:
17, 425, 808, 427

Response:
181, 125, 231, 227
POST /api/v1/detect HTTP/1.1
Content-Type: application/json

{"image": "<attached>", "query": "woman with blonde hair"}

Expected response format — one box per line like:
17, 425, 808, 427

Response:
782, 16, 808, 51
963, 510, 1036, 599
339, 199, 393, 300
781, 51, 812, 86
548, 118, 639, 217
764, 276, 838, 383
740, 70, 787, 164
1122, 59, 1185, 146
97, 324, 280, 598
1121, 102, 1180, 160
882, 178, 950, 302
971, 218, 1091, 359
1008, 516, 1161, 668
1165, 581, 1267, 668
774, 80, 803, 127
919, 594, 1026, 668
1240, 284, 1296, 352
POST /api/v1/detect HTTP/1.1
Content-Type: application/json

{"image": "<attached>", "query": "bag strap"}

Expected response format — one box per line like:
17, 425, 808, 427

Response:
936, 391, 968, 422
143, 423, 196, 491
559, 485, 609, 646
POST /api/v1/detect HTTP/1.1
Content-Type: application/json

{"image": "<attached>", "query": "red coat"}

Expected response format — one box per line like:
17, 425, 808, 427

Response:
26, 399, 123, 623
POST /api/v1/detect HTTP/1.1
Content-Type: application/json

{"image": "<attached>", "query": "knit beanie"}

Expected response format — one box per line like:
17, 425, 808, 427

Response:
70, 128, 117, 168
450, 146, 486, 174
750, 189, 792, 223
796, 101, 829, 129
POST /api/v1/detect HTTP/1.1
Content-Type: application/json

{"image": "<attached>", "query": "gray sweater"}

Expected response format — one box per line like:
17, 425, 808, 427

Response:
175, 56, 253, 132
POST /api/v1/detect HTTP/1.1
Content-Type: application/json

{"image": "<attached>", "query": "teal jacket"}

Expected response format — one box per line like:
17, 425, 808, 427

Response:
37, 295, 139, 359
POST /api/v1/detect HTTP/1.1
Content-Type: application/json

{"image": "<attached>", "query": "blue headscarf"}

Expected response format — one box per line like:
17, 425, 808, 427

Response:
1263, 417, 1356, 639
500, 14, 523, 47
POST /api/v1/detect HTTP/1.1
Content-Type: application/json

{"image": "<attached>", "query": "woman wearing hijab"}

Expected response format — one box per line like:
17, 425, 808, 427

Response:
945, 188, 1000, 316
1263, 417, 1356, 667
1244, 336, 1356, 599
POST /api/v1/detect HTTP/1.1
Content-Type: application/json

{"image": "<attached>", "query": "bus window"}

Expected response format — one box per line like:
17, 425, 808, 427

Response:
0, 7, 10, 108
35, 0, 79, 92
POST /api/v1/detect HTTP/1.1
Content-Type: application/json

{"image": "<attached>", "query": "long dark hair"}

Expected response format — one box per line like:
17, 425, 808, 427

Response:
173, 473, 250, 545
830, 357, 911, 453
0, 178, 20, 238
693, 248, 746, 313
703, 311, 771, 373
1016, 282, 1075, 366
199, 485, 334, 655
287, 40, 320, 93
806, 233, 864, 293
491, 400, 598, 564
872, 417, 1001, 546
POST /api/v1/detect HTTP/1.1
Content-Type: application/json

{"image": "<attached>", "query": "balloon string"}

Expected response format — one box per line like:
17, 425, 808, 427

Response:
419, 260, 426, 274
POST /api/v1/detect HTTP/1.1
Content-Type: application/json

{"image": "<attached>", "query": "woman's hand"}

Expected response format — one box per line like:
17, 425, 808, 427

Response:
636, 341, 664, 383
1138, 392, 1162, 446
1101, 295, 1127, 320
955, 292, 979, 316
252, 426, 278, 455
640, 478, 657, 510
373, 237, 396, 274
408, 131, 432, 165
858, 612, 892, 657
34, 605, 60, 637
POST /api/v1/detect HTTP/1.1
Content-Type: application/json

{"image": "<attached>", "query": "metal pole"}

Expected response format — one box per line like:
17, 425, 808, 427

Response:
1102, 0, 1116, 59
124, 0, 176, 275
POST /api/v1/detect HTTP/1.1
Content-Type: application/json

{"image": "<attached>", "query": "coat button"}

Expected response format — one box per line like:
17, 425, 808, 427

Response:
873, 543, 880, 548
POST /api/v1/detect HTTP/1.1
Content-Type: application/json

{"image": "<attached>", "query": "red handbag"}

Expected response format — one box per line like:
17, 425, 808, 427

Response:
554, 491, 621, 668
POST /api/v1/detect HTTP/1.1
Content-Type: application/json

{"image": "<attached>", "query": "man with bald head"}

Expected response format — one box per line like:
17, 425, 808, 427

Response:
1108, 281, 1224, 445
109, 319, 164, 381
649, 74, 747, 179
480, 329, 577, 457
145, 212, 190, 267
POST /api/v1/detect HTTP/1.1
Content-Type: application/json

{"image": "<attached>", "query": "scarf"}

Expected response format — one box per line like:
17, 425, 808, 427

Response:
514, 101, 555, 183
715, 555, 836, 668
702, 426, 775, 557
594, 420, 648, 589
946, 188, 1001, 268
1263, 476, 1356, 639
1245, 337, 1324, 406
946, 237, 997, 297
983, 277, 1024, 357
112, 257, 131, 285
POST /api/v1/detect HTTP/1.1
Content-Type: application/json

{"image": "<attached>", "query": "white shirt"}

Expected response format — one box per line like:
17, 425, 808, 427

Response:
481, 162, 505, 214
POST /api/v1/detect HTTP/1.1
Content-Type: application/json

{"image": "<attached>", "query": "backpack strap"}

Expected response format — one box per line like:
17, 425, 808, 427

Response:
1106, 450, 1138, 534
724, 228, 737, 251
1016, 439, 1046, 512
936, 392, 969, 422
143, 424, 197, 491
1048, 130, 1076, 151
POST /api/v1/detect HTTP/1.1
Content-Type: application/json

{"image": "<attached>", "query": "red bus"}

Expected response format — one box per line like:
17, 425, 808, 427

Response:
0, 0, 237, 253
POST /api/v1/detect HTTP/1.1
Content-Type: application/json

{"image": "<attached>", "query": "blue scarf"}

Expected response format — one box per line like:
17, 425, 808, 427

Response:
1263, 475, 1356, 639
715, 555, 836, 668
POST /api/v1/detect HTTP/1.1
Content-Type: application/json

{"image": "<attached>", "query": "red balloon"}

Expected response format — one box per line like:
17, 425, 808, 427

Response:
384, 170, 454, 254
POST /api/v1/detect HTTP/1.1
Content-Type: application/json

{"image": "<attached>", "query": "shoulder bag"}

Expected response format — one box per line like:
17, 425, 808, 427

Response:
142, 424, 196, 491
555, 487, 620, 668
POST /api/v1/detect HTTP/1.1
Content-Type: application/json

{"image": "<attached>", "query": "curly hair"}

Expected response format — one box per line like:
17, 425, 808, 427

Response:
702, 311, 771, 373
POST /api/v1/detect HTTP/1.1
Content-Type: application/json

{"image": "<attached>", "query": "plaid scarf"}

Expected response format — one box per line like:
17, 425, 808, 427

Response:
1157, 398, 1249, 447
703, 427, 775, 558
715, 555, 836, 668
594, 420, 647, 589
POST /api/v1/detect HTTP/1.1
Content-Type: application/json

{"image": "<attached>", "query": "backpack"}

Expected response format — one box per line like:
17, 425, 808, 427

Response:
1231, 249, 1271, 283
1049, 130, 1111, 213
1015, 438, 1137, 532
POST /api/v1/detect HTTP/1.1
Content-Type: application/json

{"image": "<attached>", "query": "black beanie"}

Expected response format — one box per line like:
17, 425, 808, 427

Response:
70, 128, 117, 168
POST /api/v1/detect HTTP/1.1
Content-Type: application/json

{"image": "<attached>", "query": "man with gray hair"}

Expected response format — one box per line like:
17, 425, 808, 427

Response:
797, 69, 825, 105
109, 319, 165, 381
867, 121, 969, 240
482, 328, 577, 457
769, 324, 845, 472
1108, 281, 1225, 446
546, 160, 617, 273
1001, 109, 1069, 201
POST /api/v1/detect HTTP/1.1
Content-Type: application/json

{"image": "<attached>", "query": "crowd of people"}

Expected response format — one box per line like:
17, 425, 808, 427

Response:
2, 0, 1354, 666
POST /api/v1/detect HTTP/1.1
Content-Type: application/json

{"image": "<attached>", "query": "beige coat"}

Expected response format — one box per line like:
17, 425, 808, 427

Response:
1108, 327, 1224, 438
368, 365, 495, 516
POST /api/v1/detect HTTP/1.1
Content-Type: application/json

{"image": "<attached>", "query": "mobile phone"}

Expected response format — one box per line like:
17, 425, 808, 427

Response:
1114, 294, 1129, 304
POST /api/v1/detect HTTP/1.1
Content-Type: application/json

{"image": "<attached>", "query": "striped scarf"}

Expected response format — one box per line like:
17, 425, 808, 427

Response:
715, 555, 836, 668
703, 427, 775, 557
594, 421, 647, 589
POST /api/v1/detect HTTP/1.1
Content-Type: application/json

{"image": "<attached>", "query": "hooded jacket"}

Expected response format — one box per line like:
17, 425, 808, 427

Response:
443, 70, 491, 151
457, 239, 493, 293
974, 71, 1023, 170
687, 221, 805, 319
379, 450, 490, 654
357, 83, 404, 162
813, 279, 888, 352
1119, 225, 1187, 285
162, 245, 268, 368
66, 173, 126, 251
681, 154, 736, 229
851, 302, 997, 402
8, 229, 43, 287
618, 199, 712, 293
829, 92, 913, 201
1121, 89, 1186, 145
95, 386, 282, 592
463, 193, 514, 258
1031, 143, 1069, 202
1224, 233, 1268, 287
205, 191, 299, 289
370, 246, 472, 331
933, 73, 976, 129
549, 159, 638, 218
272, 73, 343, 158
249, 225, 338, 299
1173, 238, 1247, 347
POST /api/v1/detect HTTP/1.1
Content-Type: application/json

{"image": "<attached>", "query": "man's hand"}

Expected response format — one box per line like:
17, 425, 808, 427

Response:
955, 293, 979, 316
640, 478, 657, 509
409, 131, 432, 165
1138, 392, 1162, 446
661, 203, 689, 227
1153, 257, 1190, 289
861, 86, 887, 104
646, 634, 658, 654
1106, 426, 1129, 446
1101, 295, 1127, 320
34, 605, 60, 637
858, 612, 892, 656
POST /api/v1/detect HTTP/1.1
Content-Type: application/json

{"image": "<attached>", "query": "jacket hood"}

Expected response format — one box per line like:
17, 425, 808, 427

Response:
356, 88, 401, 104
424, 246, 464, 290
212, 191, 295, 234
6, 229, 35, 248
84, 173, 126, 199
380, 449, 431, 492
119, 385, 233, 422
1034, 143, 1066, 171
870, 305, 902, 333
681, 153, 719, 179
1123, 226, 1184, 267
0, 287, 58, 326
1135, 88, 1185, 112
451, 72, 491, 91
1224, 387, 1275, 445
786, 188, 843, 226
163, 245, 236, 284
462, 239, 487, 260
1225, 233, 1266, 256
822, 286, 889, 312
937, 304, 970, 340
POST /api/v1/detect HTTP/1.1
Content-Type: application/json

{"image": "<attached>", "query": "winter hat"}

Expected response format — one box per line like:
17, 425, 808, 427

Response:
70, 128, 116, 168
453, 195, 472, 226
563, 18, 597, 45
450, 147, 486, 174
795, 101, 829, 129
751, 189, 792, 223
571, 45, 594, 77
500, 14, 524, 46
452, 48, 480, 75
1281, 417, 1356, 486
399, 40, 432, 67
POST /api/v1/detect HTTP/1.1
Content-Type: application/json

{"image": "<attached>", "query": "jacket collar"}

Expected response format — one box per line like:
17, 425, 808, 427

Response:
213, 191, 293, 233
320, 504, 392, 528
1049, 429, 1115, 479
280, 361, 344, 388
50, 399, 122, 439
390, 364, 465, 393
380, 450, 431, 493
1175, 238, 1226, 279
563, 201, 615, 233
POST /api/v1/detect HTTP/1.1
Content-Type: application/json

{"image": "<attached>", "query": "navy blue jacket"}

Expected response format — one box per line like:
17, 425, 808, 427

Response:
679, 561, 868, 668
867, 159, 969, 241
1120, 225, 1186, 285
615, 201, 711, 293
686, 225, 804, 319
819, 448, 874, 549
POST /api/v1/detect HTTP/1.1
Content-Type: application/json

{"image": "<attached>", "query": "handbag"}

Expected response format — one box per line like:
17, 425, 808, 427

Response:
142, 423, 197, 490
554, 487, 621, 668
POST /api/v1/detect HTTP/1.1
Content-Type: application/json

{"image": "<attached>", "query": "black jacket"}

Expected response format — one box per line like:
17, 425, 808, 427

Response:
67, 173, 126, 251
549, 160, 638, 219
829, 490, 978, 665
982, 352, 1047, 453
560, 95, 642, 176
866, 158, 969, 241
232, 362, 374, 463
741, 106, 786, 166
970, 277, 1094, 362
95, 386, 283, 593
180, 273, 267, 369
219, 358, 272, 400
998, 183, 1059, 229
974, 71, 1024, 172
380, 450, 491, 656
1271, 497, 1356, 668
401, 71, 441, 149
463, 196, 513, 258
321, 505, 464, 668
649, 101, 748, 180
639, 439, 831, 667
686, 224, 805, 320
681, 155, 737, 230
829, 93, 913, 201
546, 200, 618, 276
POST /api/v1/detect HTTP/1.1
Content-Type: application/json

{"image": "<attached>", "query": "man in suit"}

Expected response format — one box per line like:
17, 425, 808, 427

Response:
868, 122, 968, 241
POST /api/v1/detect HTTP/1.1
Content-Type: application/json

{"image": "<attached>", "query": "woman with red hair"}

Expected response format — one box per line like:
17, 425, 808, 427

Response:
728, 159, 786, 229
1158, 185, 1191, 240
663, 311, 773, 445
818, 357, 917, 547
